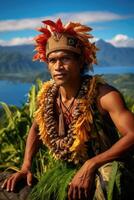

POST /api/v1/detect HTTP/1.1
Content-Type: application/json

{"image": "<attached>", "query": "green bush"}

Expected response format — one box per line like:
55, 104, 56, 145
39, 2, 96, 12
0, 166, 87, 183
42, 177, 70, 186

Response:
0, 80, 49, 180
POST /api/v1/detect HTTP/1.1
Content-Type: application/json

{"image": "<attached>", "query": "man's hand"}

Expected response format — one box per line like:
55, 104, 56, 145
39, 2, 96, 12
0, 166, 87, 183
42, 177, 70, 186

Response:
1, 122, 39, 192
68, 161, 96, 200
1, 169, 33, 192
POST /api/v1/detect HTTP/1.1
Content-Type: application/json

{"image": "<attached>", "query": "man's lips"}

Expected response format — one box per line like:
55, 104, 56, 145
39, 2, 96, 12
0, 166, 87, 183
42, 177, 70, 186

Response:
54, 73, 66, 78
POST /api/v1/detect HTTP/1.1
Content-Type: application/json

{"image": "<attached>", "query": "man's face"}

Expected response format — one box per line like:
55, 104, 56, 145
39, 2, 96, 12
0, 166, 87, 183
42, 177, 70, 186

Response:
47, 50, 82, 87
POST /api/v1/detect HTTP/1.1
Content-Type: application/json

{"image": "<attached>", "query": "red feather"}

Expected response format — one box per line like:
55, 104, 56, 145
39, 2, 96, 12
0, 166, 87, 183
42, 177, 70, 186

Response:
35, 34, 48, 43
65, 28, 76, 35
56, 18, 64, 32
37, 27, 51, 37
33, 53, 40, 61
42, 20, 56, 28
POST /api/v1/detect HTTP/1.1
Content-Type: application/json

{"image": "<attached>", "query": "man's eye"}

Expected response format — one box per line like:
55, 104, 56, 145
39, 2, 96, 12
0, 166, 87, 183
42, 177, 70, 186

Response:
62, 57, 68, 62
62, 56, 72, 62
48, 55, 73, 64
48, 58, 56, 63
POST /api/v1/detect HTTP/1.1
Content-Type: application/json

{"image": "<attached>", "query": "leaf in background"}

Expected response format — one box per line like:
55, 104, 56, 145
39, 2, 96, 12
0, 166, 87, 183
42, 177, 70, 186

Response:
28, 85, 36, 118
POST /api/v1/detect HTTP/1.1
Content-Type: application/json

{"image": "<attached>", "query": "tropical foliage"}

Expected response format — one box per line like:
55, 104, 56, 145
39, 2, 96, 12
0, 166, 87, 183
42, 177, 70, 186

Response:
0, 78, 134, 181
0, 79, 50, 180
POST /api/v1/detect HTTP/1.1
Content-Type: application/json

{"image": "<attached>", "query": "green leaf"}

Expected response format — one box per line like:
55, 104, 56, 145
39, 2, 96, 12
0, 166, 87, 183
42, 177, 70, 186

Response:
0, 102, 13, 124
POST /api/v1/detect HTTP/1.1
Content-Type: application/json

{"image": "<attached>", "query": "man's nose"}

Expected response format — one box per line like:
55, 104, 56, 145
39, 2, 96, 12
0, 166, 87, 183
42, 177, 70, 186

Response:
55, 59, 63, 70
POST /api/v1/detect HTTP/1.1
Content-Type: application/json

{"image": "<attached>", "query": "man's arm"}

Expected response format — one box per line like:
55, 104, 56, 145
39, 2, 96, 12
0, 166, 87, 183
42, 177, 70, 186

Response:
91, 90, 134, 167
68, 89, 134, 200
1, 121, 40, 191
21, 121, 40, 171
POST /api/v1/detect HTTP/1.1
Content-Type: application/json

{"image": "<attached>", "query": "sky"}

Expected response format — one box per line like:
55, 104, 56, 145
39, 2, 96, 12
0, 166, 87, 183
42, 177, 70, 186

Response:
0, 0, 134, 47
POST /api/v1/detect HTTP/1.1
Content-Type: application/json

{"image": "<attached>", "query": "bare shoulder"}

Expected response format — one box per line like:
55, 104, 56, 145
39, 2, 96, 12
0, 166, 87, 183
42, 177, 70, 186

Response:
97, 83, 126, 114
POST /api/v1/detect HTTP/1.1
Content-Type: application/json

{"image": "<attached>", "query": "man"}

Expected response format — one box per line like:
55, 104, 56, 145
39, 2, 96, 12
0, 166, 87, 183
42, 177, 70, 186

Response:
2, 19, 134, 200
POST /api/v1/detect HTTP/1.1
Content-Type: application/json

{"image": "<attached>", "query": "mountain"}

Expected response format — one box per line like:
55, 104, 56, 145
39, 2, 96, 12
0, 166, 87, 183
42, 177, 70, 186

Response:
0, 45, 47, 74
0, 40, 134, 75
96, 39, 134, 67
0, 45, 34, 55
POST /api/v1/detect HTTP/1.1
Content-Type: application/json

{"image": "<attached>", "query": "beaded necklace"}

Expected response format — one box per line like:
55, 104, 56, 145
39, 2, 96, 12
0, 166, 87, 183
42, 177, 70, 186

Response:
34, 75, 104, 164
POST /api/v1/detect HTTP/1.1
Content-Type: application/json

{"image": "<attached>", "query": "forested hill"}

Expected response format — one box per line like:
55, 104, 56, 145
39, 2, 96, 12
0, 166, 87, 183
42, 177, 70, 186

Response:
0, 45, 45, 74
96, 40, 134, 67
0, 40, 134, 74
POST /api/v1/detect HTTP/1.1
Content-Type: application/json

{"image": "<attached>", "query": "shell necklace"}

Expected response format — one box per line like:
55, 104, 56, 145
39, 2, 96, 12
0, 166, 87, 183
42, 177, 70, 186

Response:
43, 76, 90, 163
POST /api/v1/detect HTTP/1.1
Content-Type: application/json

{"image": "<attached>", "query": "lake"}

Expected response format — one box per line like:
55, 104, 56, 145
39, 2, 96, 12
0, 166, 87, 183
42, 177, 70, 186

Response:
0, 66, 134, 106
92, 66, 134, 74
0, 81, 32, 106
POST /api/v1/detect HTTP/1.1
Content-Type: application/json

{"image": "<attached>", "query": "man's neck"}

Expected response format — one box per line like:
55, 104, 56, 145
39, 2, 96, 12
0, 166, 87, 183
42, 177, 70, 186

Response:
59, 77, 82, 102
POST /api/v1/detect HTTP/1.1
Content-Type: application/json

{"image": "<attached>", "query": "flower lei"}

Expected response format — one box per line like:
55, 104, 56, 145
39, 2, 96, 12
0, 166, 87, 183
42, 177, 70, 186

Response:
34, 75, 104, 164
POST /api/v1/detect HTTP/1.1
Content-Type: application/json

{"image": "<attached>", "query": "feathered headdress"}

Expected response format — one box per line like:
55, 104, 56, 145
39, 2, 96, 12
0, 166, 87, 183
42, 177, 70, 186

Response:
33, 18, 98, 69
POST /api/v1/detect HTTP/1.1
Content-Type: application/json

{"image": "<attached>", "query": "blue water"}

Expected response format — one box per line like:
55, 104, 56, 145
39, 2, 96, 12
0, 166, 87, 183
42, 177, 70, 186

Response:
0, 81, 31, 106
93, 66, 134, 74
0, 66, 134, 106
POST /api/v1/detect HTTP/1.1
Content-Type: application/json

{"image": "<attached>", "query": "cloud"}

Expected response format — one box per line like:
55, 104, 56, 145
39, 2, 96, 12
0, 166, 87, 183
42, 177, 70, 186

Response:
0, 18, 43, 32
0, 37, 34, 46
108, 34, 134, 47
0, 11, 133, 32
55, 11, 127, 24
